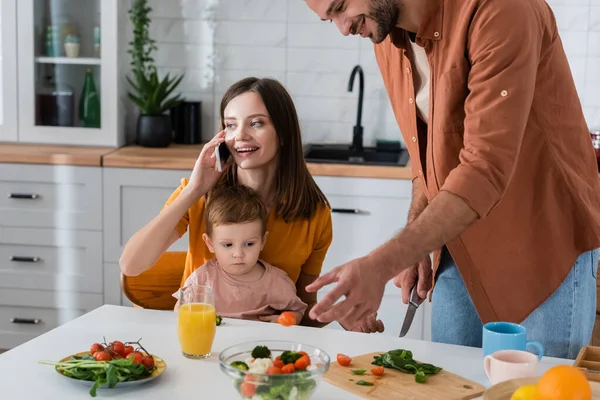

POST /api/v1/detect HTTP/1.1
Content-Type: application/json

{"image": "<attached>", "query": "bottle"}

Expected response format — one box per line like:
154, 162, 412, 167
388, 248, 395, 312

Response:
79, 68, 101, 128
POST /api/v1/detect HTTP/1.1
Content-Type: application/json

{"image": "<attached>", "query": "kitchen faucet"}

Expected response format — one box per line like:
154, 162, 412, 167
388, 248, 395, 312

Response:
348, 65, 364, 152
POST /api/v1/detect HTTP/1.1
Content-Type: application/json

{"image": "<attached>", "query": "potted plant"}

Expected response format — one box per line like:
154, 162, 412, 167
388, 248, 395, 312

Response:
126, 0, 184, 147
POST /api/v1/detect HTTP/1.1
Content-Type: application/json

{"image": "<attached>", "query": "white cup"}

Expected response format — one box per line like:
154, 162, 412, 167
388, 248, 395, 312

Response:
484, 349, 538, 385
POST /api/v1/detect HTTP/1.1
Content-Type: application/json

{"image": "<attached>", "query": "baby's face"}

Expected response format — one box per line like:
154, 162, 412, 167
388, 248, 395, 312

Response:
203, 220, 266, 275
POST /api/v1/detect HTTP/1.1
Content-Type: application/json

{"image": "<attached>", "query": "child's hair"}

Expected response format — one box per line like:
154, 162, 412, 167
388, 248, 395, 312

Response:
205, 185, 268, 236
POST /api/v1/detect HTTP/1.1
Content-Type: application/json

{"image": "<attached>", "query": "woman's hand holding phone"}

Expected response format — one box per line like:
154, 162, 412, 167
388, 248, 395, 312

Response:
182, 131, 227, 199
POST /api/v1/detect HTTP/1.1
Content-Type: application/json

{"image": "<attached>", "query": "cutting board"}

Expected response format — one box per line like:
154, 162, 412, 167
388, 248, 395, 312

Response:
324, 352, 486, 399
483, 377, 600, 399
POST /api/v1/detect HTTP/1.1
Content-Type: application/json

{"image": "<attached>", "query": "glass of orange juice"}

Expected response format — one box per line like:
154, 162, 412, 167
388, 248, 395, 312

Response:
177, 285, 216, 359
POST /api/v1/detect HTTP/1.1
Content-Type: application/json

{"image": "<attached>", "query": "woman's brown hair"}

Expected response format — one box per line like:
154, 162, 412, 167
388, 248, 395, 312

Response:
216, 77, 329, 222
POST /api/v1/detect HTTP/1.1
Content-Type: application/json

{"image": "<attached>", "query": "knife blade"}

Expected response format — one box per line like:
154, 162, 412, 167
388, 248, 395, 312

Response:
399, 283, 421, 338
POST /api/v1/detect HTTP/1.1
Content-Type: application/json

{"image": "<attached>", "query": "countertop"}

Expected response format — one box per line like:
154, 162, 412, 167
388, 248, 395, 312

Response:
0, 143, 117, 166
0, 305, 569, 400
103, 144, 413, 179
0, 143, 412, 179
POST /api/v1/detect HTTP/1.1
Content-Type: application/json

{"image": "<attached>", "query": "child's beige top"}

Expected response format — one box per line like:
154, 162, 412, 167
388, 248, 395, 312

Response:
173, 259, 307, 321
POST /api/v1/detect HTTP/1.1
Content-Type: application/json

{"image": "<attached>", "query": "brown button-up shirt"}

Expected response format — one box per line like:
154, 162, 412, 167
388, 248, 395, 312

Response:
373, 0, 600, 323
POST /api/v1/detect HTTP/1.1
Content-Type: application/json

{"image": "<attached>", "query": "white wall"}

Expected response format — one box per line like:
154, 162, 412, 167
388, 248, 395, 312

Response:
120, 0, 600, 145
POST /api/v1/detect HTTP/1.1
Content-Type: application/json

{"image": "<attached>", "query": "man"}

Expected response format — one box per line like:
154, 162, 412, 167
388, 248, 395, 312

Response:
304, 0, 600, 359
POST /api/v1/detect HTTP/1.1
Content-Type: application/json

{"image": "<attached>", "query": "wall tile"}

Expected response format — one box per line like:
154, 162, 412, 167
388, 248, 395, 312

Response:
585, 57, 600, 106
213, 0, 287, 21
215, 45, 286, 71
288, 0, 320, 22
552, 6, 590, 31
287, 48, 360, 73
288, 23, 360, 49
215, 21, 287, 46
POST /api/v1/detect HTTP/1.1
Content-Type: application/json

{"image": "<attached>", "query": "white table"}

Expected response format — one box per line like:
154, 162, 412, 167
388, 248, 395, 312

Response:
0, 305, 570, 399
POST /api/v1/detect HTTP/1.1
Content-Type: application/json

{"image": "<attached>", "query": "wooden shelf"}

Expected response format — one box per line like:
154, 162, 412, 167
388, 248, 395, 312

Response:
35, 57, 101, 65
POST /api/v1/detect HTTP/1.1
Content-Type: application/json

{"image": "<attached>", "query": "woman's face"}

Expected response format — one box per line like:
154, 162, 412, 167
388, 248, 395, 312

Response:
223, 92, 279, 170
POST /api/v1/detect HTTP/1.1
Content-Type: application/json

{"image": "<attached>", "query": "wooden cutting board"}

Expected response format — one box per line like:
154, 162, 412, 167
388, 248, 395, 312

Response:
483, 377, 600, 399
324, 352, 486, 399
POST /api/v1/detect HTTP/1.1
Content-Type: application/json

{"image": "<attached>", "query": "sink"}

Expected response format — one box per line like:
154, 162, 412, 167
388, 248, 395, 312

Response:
304, 144, 409, 167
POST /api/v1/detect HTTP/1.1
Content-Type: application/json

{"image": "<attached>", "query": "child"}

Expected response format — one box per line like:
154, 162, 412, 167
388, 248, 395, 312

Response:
173, 185, 307, 324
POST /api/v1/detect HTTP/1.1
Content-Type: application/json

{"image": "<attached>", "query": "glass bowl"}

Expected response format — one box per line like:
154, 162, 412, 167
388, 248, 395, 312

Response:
219, 340, 331, 399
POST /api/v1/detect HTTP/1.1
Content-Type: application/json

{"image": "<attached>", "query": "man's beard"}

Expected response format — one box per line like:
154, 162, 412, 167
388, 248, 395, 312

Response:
368, 0, 401, 43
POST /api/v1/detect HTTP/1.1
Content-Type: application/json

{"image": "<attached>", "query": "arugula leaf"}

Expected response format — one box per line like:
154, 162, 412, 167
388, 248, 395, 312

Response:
356, 380, 374, 386
371, 349, 442, 382
351, 369, 367, 375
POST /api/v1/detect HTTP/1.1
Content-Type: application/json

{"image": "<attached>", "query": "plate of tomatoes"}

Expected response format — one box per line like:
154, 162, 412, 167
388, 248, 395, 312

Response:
39, 338, 166, 397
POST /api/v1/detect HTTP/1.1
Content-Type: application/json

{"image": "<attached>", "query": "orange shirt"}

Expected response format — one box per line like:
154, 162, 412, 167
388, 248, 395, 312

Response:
162, 178, 333, 287
373, 0, 600, 323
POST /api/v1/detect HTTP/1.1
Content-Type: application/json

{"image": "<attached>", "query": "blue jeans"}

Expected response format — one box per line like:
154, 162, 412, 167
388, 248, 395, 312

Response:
431, 247, 598, 359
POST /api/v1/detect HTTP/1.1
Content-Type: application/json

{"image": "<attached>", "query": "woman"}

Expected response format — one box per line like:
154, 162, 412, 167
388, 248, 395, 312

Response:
120, 77, 383, 332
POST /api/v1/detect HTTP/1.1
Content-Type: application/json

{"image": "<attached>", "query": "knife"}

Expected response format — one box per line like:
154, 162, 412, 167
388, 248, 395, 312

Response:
399, 283, 421, 338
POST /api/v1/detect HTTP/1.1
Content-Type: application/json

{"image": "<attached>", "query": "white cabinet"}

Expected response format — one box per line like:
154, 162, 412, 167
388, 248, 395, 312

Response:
0, 163, 103, 348
14, 0, 127, 146
102, 167, 190, 264
0, 0, 18, 142
312, 176, 425, 338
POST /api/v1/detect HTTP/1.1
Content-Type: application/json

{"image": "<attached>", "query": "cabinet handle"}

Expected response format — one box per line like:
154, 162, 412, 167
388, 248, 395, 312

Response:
8, 193, 40, 199
10, 317, 42, 324
332, 208, 364, 214
9, 256, 41, 263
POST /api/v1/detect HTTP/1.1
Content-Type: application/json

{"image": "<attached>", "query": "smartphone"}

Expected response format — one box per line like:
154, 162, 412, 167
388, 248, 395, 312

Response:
215, 142, 231, 172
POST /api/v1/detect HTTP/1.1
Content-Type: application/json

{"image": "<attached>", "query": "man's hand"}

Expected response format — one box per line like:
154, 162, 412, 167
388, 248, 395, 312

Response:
340, 313, 385, 333
306, 257, 389, 327
393, 257, 432, 304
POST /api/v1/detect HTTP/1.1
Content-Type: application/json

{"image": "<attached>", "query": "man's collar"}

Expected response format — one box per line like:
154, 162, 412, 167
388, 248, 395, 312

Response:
388, 0, 443, 49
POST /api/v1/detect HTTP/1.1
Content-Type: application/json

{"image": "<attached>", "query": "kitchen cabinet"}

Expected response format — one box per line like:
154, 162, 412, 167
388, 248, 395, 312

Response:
0, 162, 104, 348
0, 0, 18, 142
13, 0, 127, 146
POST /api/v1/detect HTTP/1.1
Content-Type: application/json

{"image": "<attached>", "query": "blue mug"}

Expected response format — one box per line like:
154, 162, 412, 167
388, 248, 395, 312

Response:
482, 322, 544, 360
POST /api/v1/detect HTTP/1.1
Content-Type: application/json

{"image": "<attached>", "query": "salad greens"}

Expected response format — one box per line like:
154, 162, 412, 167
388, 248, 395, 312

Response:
39, 354, 155, 397
356, 380, 374, 386
371, 349, 442, 383
216, 315, 223, 326
351, 369, 367, 375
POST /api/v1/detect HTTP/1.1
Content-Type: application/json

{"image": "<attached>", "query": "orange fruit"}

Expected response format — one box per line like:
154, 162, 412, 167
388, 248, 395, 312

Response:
535, 365, 591, 400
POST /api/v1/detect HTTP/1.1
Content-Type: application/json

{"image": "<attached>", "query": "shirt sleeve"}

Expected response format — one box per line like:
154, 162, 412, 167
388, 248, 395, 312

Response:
440, 0, 543, 218
301, 205, 333, 276
162, 177, 191, 237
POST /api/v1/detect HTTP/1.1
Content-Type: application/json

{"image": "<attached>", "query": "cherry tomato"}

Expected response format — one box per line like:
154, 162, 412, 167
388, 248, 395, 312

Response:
128, 352, 144, 364
336, 354, 352, 366
240, 382, 256, 397
142, 356, 155, 369
111, 342, 125, 357
266, 366, 282, 375
294, 354, 311, 371
281, 363, 295, 374
371, 366, 385, 376
243, 374, 256, 383
90, 343, 104, 354
93, 351, 111, 361
277, 311, 296, 327
123, 345, 134, 357
273, 358, 285, 369
298, 351, 308, 357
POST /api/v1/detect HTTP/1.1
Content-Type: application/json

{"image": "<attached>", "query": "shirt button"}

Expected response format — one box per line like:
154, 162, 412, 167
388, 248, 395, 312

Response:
412, 136, 417, 142
418, 169, 423, 175
409, 98, 414, 104
433, 31, 440, 37
501, 90, 508, 97
406, 67, 411, 74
